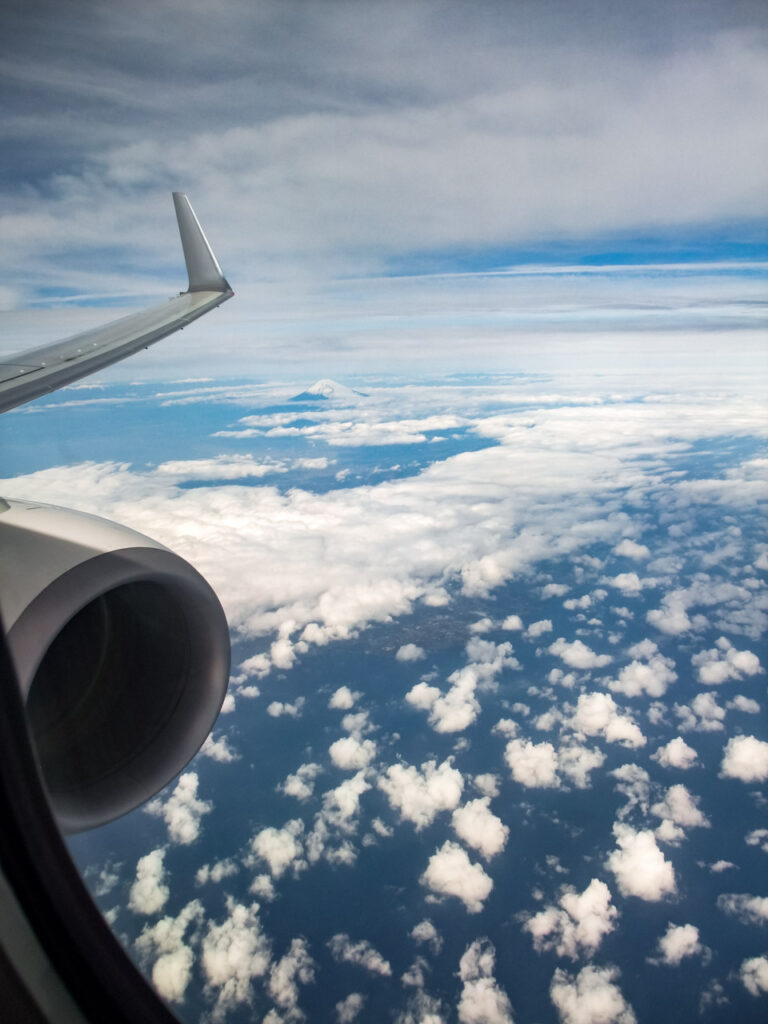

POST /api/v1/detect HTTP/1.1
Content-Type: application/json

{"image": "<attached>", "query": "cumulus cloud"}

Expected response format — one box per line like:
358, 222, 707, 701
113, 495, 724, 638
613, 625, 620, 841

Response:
135, 899, 204, 1004
452, 798, 509, 860
504, 738, 604, 790
746, 829, 768, 854
606, 573, 647, 597
650, 784, 710, 837
651, 923, 704, 966
505, 738, 559, 788
202, 898, 272, 1021
278, 762, 323, 801
692, 637, 762, 685
397, 643, 426, 662
129, 849, 170, 915
250, 819, 306, 878
267, 697, 306, 718
674, 692, 725, 733
329, 735, 377, 770
474, 773, 500, 798
524, 879, 618, 960
720, 735, 768, 783
571, 693, 646, 748
378, 759, 464, 829
199, 733, 239, 763
195, 859, 239, 886
267, 937, 315, 1016
329, 686, 361, 710
420, 841, 493, 913
740, 955, 768, 997
728, 695, 762, 714
406, 641, 518, 734
502, 615, 523, 631
608, 641, 676, 698
526, 619, 553, 638
550, 965, 636, 1024
336, 993, 366, 1023
328, 934, 392, 976
606, 824, 676, 901
717, 893, 768, 926
651, 737, 698, 770
411, 920, 443, 956
146, 772, 212, 845
549, 638, 612, 670
457, 939, 513, 1024
613, 539, 650, 560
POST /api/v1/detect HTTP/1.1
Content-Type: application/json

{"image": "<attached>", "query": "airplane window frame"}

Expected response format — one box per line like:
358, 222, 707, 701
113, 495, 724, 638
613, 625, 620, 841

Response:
0, 617, 183, 1024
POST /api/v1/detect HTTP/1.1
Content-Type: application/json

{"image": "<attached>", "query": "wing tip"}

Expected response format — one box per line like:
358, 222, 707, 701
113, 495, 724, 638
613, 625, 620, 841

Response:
172, 193, 231, 294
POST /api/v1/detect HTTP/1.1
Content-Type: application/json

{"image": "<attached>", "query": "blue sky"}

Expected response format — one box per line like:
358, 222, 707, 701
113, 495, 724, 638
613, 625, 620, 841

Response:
0, 0, 766, 378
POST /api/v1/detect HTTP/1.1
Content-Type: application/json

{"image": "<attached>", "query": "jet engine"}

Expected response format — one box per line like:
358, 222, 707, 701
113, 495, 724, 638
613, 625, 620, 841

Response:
0, 498, 230, 833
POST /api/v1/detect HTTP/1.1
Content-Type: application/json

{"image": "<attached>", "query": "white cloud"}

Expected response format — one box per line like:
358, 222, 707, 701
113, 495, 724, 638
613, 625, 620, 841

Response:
196, 859, 239, 886
608, 642, 676, 698
397, 643, 426, 662
550, 965, 636, 1024
746, 829, 768, 854
329, 735, 377, 770
652, 923, 704, 966
420, 841, 493, 913
502, 615, 523, 631
720, 735, 768, 783
651, 737, 698, 770
378, 759, 464, 830
250, 819, 306, 878
469, 618, 495, 635
527, 619, 553, 638
650, 784, 710, 834
524, 879, 618, 960
411, 920, 443, 956
329, 686, 361, 710
328, 934, 391, 976
613, 539, 650, 560
708, 860, 736, 874
457, 939, 513, 1024
606, 573, 646, 597
728, 695, 762, 714
717, 893, 768, 925
692, 637, 762, 684
201, 898, 272, 1021
135, 899, 204, 1004
199, 733, 238, 763
505, 739, 559, 789
336, 993, 366, 1023
278, 762, 323, 801
504, 737, 604, 790
740, 955, 768, 997
452, 798, 509, 860
267, 697, 306, 718
267, 937, 315, 1016
571, 693, 646, 748
606, 824, 676, 901
674, 692, 726, 733
473, 773, 500, 798
549, 638, 612, 670
146, 772, 212, 845
129, 849, 170, 915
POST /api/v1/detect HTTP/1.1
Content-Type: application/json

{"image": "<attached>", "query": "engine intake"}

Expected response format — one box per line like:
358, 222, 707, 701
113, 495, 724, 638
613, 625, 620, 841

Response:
0, 499, 230, 833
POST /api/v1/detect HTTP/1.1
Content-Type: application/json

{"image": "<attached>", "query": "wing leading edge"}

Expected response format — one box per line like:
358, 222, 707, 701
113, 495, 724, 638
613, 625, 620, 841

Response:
0, 193, 233, 414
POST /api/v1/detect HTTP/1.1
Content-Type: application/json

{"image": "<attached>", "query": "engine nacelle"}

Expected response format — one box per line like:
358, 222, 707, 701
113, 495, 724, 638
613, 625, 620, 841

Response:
0, 498, 230, 834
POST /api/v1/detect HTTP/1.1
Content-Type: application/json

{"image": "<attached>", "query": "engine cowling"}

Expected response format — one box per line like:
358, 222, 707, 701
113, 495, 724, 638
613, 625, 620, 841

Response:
0, 498, 230, 834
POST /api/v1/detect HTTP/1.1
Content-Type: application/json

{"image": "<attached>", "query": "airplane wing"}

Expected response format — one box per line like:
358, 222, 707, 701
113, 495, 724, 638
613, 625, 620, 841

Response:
0, 192, 233, 414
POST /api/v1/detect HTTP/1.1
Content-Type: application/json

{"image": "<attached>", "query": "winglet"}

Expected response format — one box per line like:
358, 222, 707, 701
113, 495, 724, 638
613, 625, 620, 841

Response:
172, 192, 231, 293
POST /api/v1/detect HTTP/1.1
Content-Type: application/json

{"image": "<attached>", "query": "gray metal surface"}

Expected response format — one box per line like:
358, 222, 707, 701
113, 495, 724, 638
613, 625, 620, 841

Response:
0, 194, 232, 414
